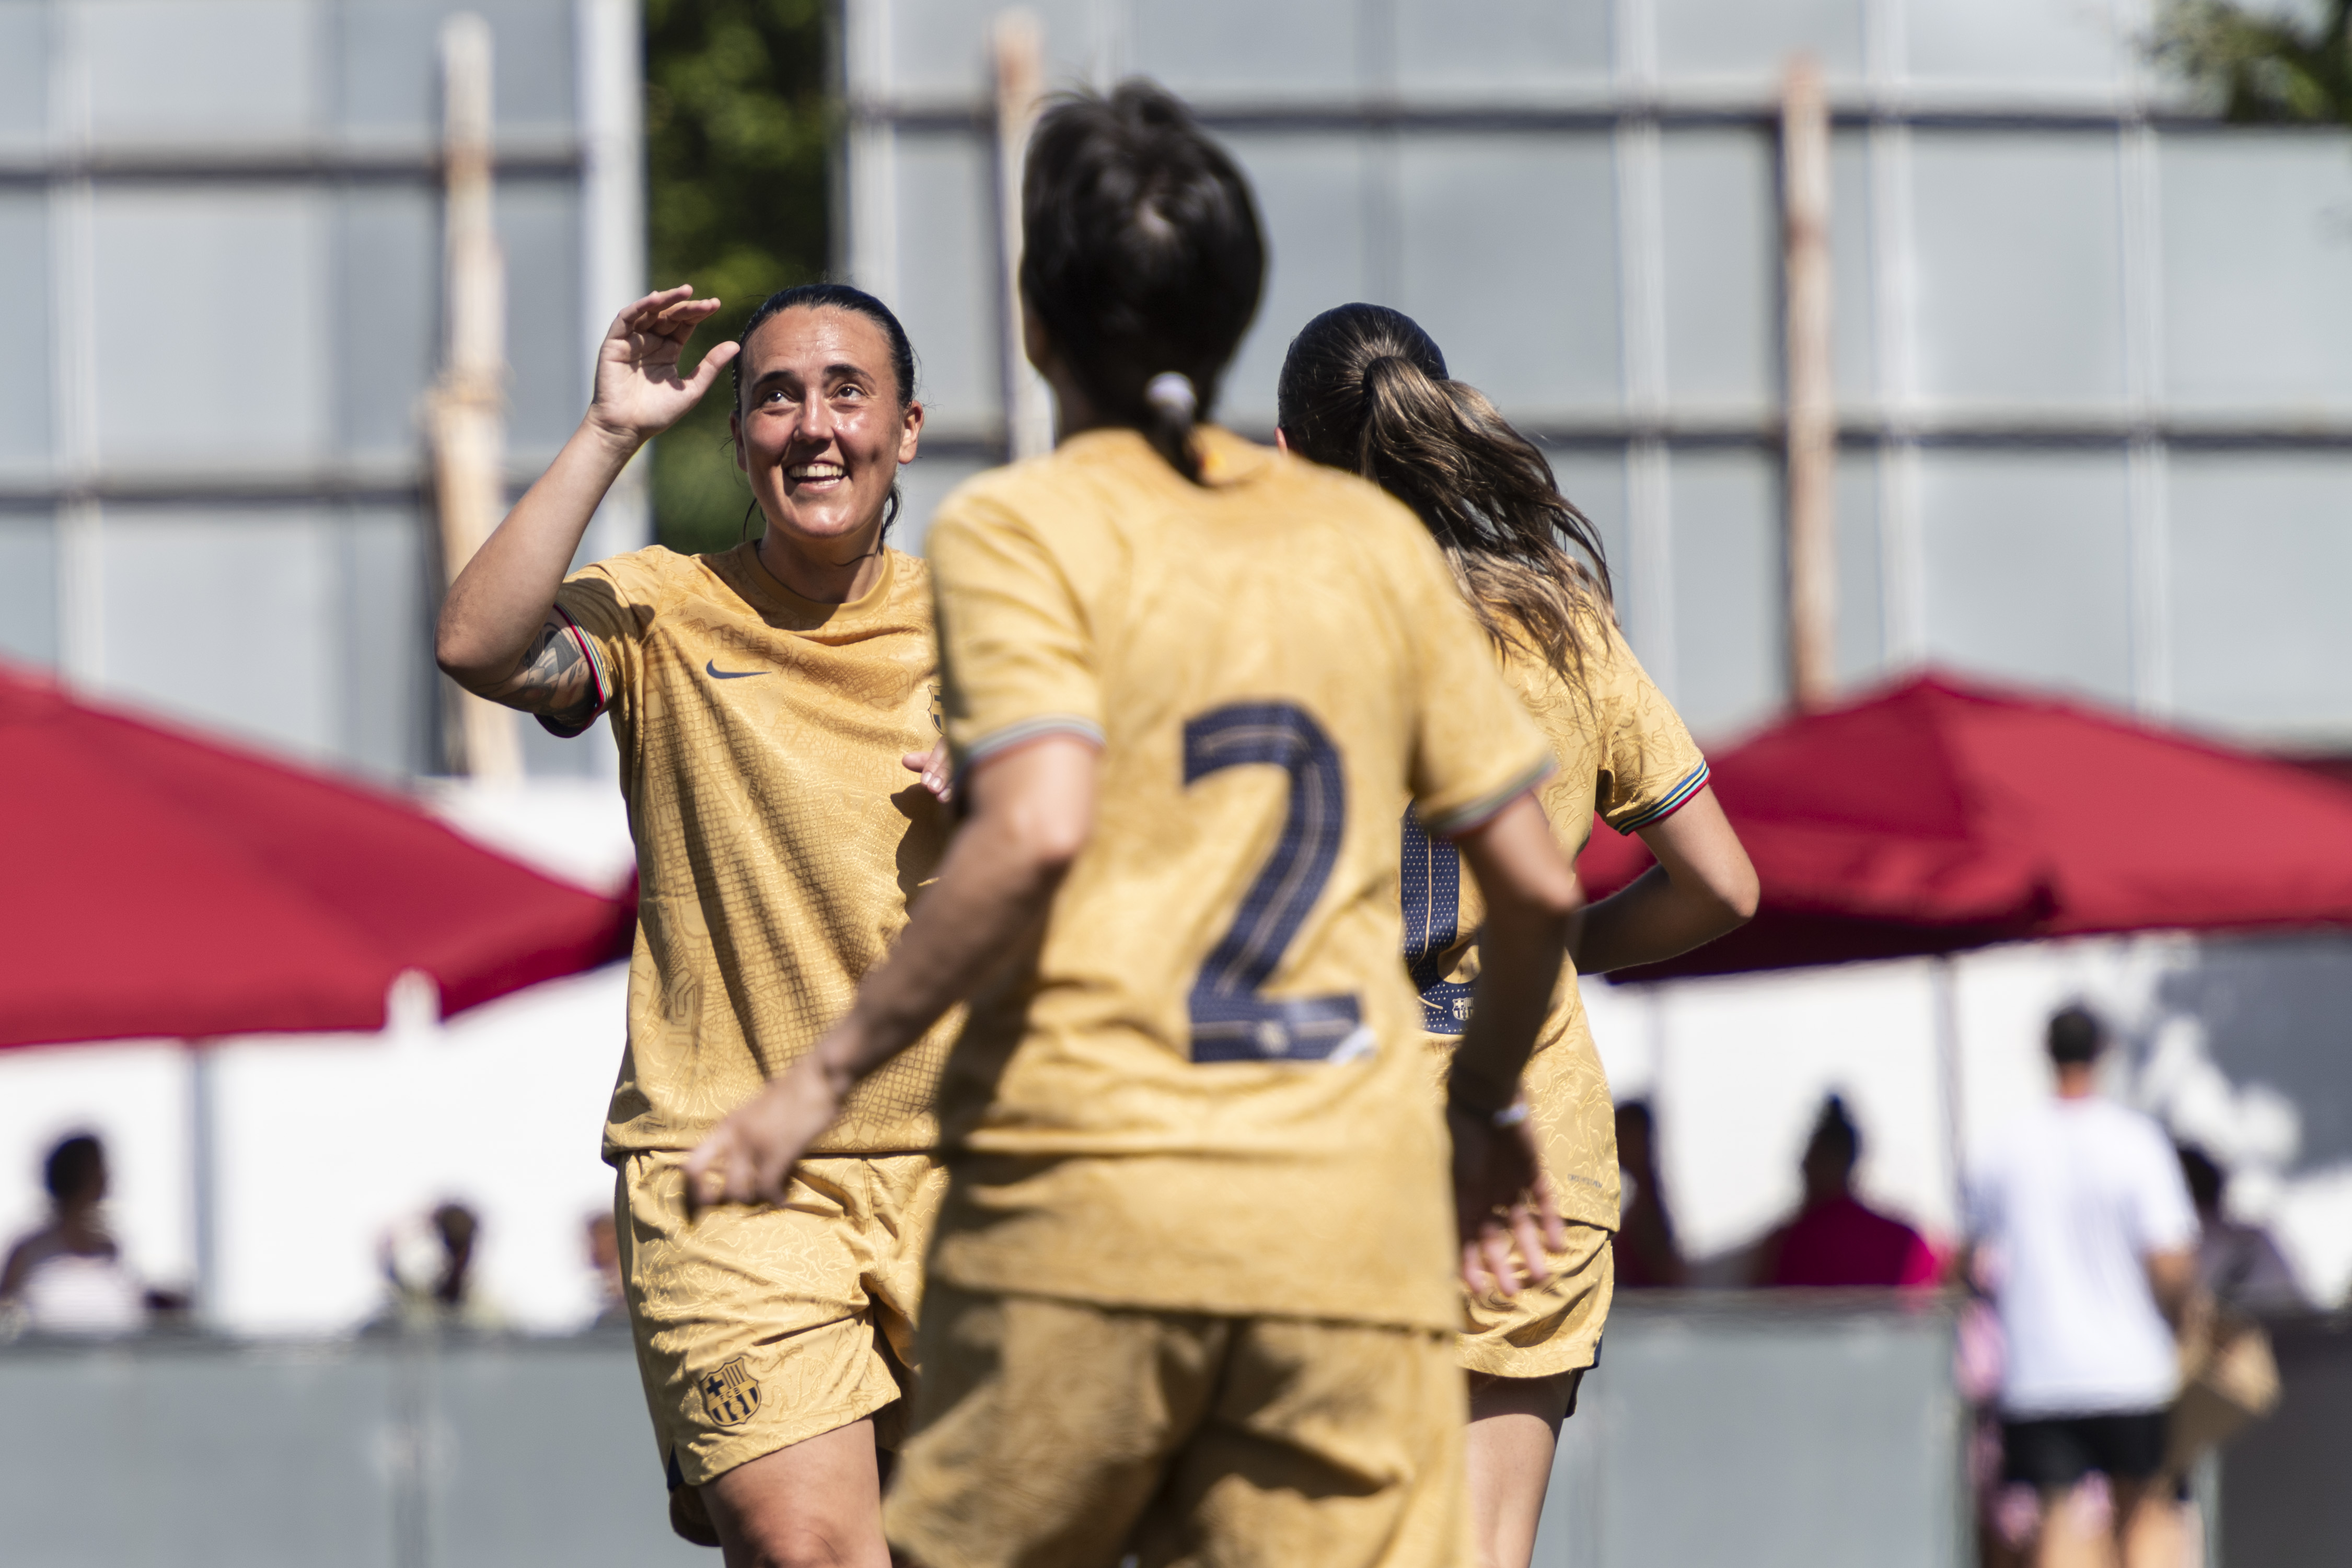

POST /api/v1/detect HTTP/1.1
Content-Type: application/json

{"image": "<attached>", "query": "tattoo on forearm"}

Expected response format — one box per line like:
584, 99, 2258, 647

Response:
491, 618, 599, 728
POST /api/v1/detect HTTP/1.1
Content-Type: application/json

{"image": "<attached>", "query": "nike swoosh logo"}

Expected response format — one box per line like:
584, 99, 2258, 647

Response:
706, 661, 768, 680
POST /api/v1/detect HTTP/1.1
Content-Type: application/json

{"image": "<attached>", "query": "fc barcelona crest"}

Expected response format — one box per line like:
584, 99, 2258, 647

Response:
699, 1357, 762, 1427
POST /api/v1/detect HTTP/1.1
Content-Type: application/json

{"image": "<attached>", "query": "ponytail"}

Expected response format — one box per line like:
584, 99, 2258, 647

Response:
1278, 304, 1613, 682
1142, 371, 1202, 483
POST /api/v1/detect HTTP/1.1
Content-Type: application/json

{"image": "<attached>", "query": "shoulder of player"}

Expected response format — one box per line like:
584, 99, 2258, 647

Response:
570, 542, 724, 611
881, 546, 938, 619
1257, 455, 1455, 601
925, 454, 1092, 551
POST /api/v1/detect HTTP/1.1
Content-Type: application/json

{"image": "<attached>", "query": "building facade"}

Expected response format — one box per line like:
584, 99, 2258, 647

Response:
845, 0, 2352, 747
0, 0, 645, 779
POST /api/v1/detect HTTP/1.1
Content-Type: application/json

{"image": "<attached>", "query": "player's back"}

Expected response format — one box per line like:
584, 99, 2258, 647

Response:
924, 425, 1552, 1332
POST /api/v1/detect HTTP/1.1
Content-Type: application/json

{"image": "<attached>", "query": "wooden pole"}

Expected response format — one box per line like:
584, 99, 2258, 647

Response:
430, 14, 523, 781
1781, 55, 1837, 711
993, 10, 1052, 462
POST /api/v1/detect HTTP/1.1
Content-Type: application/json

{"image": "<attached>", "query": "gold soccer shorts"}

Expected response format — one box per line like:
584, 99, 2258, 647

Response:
615, 1151, 946, 1490
1457, 1218, 1613, 1381
884, 1281, 1472, 1568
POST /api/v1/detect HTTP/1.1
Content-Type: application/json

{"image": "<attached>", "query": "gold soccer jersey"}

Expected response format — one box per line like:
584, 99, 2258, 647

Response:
921, 427, 1555, 1335
1404, 608, 1708, 1239
551, 541, 959, 1158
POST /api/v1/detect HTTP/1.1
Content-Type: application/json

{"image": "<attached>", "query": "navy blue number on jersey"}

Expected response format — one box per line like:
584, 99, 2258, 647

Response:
1181, 702, 1363, 1062
1400, 807, 1474, 1035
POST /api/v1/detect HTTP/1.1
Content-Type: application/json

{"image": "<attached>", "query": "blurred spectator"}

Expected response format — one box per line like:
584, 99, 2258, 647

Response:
584, 1211, 627, 1330
2176, 1144, 2305, 1313
0, 1132, 145, 1337
1612, 1100, 1686, 1288
1962, 1006, 2199, 1568
1751, 1094, 1940, 1290
365, 1201, 503, 1334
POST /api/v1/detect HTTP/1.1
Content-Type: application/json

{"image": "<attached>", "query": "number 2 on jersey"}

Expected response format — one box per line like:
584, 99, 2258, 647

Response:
1181, 702, 1365, 1063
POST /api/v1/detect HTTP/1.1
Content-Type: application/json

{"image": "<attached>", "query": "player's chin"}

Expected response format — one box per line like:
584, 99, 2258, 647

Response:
771, 493, 889, 544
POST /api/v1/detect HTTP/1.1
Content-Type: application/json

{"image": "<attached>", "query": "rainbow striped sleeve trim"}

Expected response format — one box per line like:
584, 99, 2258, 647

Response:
534, 605, 612, 739
1615, 760, 1710, 834
554, 605, 611, 711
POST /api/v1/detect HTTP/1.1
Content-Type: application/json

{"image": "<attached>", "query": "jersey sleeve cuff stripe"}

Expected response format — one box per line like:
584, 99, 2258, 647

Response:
1421, 755, 1557, 840
1614, 760, 1710, 834
553, 604, 611, 712
959, 715, 1107, 770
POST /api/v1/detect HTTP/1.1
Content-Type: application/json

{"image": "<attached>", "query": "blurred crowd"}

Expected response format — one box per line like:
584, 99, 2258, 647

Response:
5, 1009, 2319, 1345
1, 1005, 2313, 1566
0, 1132, 628, 1341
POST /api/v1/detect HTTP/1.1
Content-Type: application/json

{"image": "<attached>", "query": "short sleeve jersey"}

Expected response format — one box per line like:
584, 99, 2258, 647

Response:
921, 427, 1554, 1333
1401, 610, 1707, 1233
551, 542, 958, 1160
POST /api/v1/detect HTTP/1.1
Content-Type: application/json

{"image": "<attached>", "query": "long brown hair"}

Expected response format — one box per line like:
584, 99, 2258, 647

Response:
1276, 303, 1612, 680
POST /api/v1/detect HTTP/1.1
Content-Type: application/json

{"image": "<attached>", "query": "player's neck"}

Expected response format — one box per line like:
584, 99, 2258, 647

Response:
1030, 333, 1129, 446
756, 526, 888, 606
2053, 1063, 2098, 1100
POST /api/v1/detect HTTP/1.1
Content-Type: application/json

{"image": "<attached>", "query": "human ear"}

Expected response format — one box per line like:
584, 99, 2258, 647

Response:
898, 401, 924, 464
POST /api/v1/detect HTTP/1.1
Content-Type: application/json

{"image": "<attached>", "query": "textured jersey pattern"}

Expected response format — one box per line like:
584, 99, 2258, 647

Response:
922, 427, 1554, 1331
555, 543, 957, 1158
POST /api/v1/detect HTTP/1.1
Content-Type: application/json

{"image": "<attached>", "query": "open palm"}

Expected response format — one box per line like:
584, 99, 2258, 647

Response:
586, 284, 741, 445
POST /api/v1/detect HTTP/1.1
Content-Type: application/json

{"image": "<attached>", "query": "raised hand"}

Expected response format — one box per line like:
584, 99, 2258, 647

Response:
584, 284, 742, 448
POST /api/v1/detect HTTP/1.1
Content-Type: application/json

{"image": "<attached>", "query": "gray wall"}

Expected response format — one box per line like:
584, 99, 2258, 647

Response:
845, 0, 2352, 749
14, 1301, 2341, 1564
0, 1299, 1967, 1568
1, 0, 645, 779
0, 1330, 703, 1568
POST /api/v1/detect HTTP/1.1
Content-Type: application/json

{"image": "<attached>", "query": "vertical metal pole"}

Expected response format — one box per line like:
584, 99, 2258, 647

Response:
1613, 0, 1675, 690
1781, 55, 1837, 711
992, 11, 1052, 462
1863, 0, 1926, 675
52, 5, 103, 691
430, 14, 523, 782
1932, 955, 1965, 1231
189, 1042, 219, 1323
576, 0, 651, 566
2117, 115, 2171, 719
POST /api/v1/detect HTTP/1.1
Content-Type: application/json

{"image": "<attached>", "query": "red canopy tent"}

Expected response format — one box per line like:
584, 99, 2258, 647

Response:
0, 665, 634, 1047
1577, 672, 2352, 981
0, 664, 636, 1314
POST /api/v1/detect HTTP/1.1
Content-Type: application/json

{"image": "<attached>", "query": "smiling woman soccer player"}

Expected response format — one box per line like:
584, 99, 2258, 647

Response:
437, 282, 956, 1567
1277, 302, 1759, 1568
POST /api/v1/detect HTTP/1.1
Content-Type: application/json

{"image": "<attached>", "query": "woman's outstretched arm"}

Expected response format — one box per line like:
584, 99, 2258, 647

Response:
1568, 787, 1757, 976
436, 285, 737, 720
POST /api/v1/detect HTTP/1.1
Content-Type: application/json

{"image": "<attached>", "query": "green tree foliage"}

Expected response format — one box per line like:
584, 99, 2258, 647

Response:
2159, 1, 2352, 123
643, 0, 835, 554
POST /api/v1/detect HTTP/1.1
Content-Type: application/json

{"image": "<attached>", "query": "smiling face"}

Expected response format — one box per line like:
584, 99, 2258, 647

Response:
731, 305, 922, 559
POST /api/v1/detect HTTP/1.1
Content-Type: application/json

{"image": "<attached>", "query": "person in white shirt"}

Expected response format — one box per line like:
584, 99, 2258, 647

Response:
0, 1133, 145, 1337
1961, 1006, 2199, 1568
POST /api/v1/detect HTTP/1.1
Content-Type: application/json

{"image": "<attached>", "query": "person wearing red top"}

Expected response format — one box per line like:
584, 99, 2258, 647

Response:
1752, 1095, 1940, 1289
